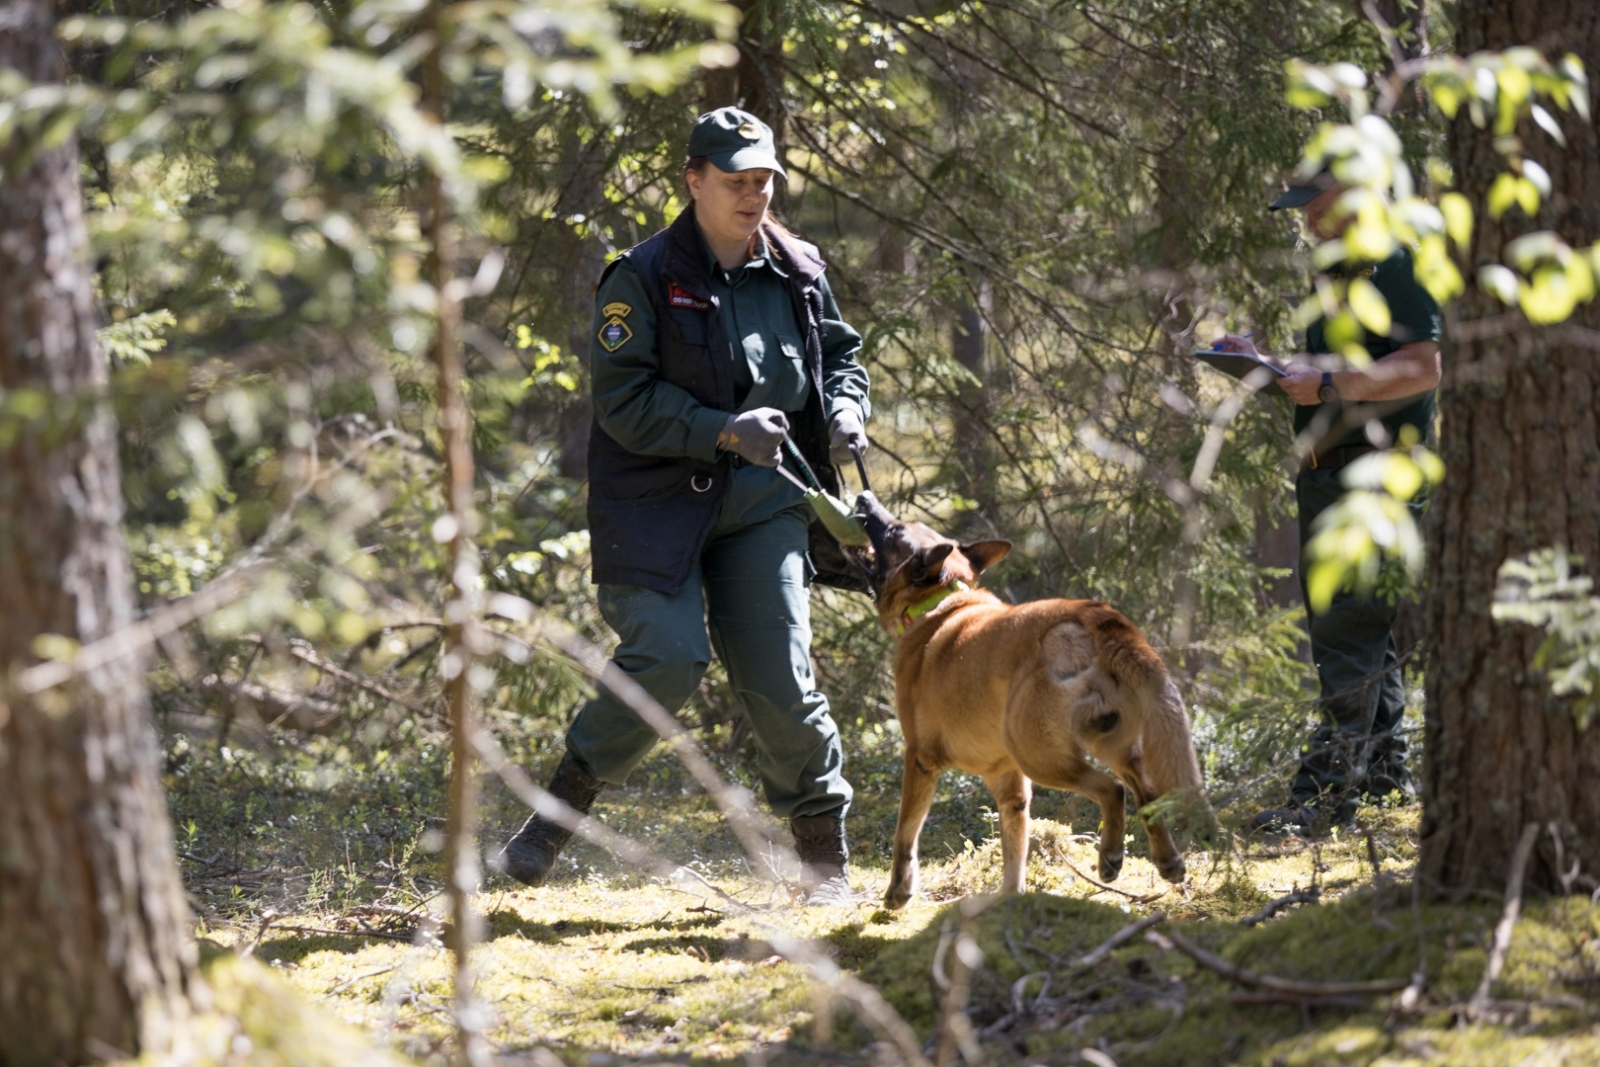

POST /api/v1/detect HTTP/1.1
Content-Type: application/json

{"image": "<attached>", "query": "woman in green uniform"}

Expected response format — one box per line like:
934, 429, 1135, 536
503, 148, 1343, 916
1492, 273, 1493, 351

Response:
499, 108, 871, 903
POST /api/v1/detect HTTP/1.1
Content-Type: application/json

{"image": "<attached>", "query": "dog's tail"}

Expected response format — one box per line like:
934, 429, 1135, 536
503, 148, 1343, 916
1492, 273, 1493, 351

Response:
1082, 604, 1206, 802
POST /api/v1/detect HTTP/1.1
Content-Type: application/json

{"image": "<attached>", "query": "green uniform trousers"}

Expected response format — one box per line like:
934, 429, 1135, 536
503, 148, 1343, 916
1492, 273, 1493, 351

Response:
565, 464, 852, 820
1289, 466, 1419, 816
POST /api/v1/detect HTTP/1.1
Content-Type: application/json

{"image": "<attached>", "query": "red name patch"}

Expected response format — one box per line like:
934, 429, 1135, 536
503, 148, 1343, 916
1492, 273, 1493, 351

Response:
668, 284, 710, 310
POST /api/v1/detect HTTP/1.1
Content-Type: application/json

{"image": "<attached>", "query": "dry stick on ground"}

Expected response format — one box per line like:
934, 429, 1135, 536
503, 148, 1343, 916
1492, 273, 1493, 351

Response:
1054, 854, 1170, 903
1145, 928, 1408, 998
473, 730, 935, 1067
1467, 821, 1542, 1021
980, 913, 1172, 1039
1239, 889, 1320, 927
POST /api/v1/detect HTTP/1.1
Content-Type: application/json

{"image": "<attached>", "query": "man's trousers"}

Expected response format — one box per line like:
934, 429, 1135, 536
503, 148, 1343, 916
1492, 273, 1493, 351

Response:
1289, 465, 1419, 815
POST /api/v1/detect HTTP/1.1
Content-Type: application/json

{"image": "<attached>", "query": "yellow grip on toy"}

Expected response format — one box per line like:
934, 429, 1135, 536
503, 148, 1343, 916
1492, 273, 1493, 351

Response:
806, 488, 870, 545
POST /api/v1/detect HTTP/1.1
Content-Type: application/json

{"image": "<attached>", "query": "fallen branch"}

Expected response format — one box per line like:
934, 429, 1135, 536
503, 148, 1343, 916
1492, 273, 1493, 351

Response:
1239, 888, 1320, 927
1468, 821, 1541, 1021
1056, 854, 1170, 903
1146, 928, 1407, 997
1229, 990, 1375, 1011
243, 634, 425, 715
271, 924, 415, 943
1066, 912, 1169, 975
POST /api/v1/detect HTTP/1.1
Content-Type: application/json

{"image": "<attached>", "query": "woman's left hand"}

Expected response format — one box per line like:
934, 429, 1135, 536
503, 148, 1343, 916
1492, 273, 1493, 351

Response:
828, 409, 866, 464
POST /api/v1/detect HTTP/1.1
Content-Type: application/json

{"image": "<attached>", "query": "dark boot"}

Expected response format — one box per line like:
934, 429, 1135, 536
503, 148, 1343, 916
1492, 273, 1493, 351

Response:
790, 813, 856, 906
499, 751, 604, 887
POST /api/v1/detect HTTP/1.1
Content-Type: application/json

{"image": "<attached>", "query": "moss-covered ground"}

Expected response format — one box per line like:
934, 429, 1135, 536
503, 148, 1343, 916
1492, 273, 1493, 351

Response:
168, 722, 1600, 1066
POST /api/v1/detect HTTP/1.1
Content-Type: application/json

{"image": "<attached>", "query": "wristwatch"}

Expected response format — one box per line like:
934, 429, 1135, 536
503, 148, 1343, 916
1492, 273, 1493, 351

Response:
1318, 371, 1339, 404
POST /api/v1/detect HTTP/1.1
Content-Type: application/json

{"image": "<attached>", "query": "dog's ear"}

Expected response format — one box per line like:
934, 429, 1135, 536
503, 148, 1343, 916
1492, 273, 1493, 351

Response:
961, 539, 1012, 575
911, 542, 955, 583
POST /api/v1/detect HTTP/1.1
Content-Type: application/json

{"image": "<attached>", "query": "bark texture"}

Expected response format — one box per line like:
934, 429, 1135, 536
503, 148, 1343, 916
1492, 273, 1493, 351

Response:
1420, 3, 1600, 895
0, 2, 195, 1060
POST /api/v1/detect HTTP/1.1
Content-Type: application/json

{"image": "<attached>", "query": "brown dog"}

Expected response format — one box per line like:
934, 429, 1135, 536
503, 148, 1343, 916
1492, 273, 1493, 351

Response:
849, 492, 1210, 910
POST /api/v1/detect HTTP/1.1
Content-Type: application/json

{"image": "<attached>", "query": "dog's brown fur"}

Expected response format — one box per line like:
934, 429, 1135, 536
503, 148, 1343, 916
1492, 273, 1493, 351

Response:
852, 495, 1210, 910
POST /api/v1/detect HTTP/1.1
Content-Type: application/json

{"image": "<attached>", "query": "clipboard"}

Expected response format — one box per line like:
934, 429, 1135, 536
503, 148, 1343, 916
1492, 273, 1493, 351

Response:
1190, 350, 1288, 397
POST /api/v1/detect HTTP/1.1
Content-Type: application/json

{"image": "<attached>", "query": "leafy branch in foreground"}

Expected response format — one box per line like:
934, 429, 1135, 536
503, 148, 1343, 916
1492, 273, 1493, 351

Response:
1286, 40, 1590, 605
1493, 547, 1600, 730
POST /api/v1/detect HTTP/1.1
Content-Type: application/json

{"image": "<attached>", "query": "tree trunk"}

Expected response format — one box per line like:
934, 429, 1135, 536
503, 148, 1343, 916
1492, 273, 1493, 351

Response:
0, 2, 197, 1061
1419, 4, 1600, 895
703, 0, 788, 211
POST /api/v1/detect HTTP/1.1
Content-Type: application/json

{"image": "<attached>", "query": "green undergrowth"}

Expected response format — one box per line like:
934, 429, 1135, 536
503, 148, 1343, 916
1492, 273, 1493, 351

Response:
168, 710, 1599, 1066
857, 890, 1600, 1066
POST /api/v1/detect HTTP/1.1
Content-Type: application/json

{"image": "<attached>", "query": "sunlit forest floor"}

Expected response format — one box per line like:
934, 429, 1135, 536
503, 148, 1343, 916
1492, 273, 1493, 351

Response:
167, 717, 1600, 1066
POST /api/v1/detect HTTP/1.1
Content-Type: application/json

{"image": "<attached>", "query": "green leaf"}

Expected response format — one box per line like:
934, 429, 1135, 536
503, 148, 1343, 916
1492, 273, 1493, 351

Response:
1531, 104, 1567, 146
1479, 264, 1521, 304
1487, 172, 1519, 219
1347, 276, 1391, 336
1440, 192, 1473, 247
1519, 265, 1578, 324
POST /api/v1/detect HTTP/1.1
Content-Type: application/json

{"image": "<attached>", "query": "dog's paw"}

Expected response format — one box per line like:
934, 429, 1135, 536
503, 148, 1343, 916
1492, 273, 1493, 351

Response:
882, 885, 913, 911
1097, 851, 1124, 882
1156, 855, 1187, 884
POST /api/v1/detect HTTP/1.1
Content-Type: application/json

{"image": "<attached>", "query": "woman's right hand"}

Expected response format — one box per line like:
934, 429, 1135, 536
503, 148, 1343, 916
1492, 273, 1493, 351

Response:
719, 408, 789, 467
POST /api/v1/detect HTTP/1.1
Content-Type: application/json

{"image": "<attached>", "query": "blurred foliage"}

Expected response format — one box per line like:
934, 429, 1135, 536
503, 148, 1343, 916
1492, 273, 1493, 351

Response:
1, 0, 1478, 882
1494, 548, 1600, 731
1282, 46, 1593, 612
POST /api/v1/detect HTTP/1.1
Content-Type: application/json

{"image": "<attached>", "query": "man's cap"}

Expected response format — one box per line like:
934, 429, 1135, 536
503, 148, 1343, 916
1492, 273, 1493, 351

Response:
1268, 165, 1340, 211
687, 107, 787, 179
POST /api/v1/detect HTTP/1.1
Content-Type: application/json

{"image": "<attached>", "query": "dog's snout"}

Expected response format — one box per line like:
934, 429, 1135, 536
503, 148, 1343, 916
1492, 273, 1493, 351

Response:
855, 490, 896, 547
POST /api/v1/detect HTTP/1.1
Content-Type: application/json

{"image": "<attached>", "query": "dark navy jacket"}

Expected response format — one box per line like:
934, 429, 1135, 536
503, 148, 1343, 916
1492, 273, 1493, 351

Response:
587, 208, 868, 594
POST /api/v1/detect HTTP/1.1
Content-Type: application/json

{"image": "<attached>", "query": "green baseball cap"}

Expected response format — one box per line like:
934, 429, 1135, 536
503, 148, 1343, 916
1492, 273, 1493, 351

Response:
1269, 165, 1339, 211
687, 107, 787, 179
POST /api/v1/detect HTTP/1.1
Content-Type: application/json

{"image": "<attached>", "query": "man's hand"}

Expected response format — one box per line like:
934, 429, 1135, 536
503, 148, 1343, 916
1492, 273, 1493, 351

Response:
1212, 333, 1259, 355
1280, 367, 1324, 406
719, 408, 789, 467
828, 408, 866, 464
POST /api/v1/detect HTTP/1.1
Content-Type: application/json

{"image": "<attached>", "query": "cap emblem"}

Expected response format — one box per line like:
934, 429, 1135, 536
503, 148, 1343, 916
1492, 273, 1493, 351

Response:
737, 121, 759, 139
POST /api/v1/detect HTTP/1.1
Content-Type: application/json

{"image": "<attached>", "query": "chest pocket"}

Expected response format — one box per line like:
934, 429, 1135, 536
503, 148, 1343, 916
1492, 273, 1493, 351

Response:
764, 328, 811, 412
660, 307, 720, 402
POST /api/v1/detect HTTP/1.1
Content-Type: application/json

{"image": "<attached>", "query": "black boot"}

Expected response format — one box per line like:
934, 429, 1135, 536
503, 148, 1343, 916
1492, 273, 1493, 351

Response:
499, 751, 604, 887
790, 813, 856, 906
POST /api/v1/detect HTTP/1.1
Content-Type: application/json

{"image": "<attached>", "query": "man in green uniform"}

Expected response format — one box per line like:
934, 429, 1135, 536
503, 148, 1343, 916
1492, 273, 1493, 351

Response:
1217, 169, 1442, 833
498, 108, 871, 901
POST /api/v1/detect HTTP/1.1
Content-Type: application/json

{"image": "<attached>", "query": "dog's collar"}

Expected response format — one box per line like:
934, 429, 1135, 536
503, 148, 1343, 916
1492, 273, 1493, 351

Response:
897, 580, 969, 634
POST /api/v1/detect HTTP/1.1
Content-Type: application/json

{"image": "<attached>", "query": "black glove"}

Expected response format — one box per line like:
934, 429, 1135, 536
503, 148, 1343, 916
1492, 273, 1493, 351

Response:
719, 408, 789, 467
828, 408, 867, 465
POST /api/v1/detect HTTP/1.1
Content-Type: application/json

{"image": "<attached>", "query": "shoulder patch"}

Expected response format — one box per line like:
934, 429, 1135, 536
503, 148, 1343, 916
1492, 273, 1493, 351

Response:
597, 314, 634, 353
668, 284, 711, 310
602, 301, 633, 319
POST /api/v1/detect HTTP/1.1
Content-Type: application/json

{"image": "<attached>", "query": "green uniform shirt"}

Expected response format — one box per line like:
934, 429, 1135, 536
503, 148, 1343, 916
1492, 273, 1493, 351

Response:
1298, 247, 1442, 450
590, 229, 869, 466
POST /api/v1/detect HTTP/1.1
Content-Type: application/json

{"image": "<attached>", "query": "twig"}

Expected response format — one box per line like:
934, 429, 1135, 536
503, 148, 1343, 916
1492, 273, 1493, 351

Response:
1056, 854, 1169, 903
935, 898, 990, 1067
1229, 990, 1376, 1011
672, 864, 757, 914
1468, 821, 1541, 1020
1146, 928, 1407, 997
272, 924, 415, 943
1239, 889, 1320, 927
243, 634, 424, 714
238, 909, 278, 959
1066, 912, 1169, 974
323, 964, 402, 999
